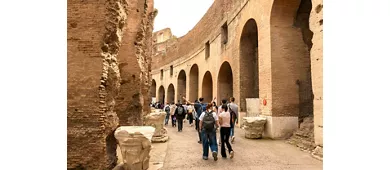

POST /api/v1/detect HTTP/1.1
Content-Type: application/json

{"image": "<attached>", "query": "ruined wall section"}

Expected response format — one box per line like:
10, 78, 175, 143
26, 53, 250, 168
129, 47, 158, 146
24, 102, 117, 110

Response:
115, 0, 154, 126
68, 0, 129, 169
310, 0, 323, 150
68, 0, 154, 169
151, 0, 235, 70
143, 2, 158, 118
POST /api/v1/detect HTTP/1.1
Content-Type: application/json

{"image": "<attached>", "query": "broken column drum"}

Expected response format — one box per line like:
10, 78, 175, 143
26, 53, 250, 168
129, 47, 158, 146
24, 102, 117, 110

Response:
242, 116, 267, 139
144, 111, 169, 143
114, 126, 155, 170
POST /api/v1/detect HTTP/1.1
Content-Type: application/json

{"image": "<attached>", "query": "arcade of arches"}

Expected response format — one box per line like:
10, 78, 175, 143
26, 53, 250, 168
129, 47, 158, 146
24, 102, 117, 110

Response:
151, 0, 323, 156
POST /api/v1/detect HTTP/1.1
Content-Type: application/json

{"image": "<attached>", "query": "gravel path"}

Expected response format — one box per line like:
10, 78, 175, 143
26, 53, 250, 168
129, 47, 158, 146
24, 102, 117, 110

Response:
160, 122, 323, 170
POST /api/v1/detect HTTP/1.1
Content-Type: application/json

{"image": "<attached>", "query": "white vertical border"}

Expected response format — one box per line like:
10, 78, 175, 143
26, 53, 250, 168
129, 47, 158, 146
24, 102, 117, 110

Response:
326, 0, 390, 169
0, 0, 67, 169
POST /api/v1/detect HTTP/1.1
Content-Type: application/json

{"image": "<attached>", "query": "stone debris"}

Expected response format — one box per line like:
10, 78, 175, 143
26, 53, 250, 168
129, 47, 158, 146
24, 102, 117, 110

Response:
114, 126, 155, 170
287, 117, 317, 152
242, 116, 267, 139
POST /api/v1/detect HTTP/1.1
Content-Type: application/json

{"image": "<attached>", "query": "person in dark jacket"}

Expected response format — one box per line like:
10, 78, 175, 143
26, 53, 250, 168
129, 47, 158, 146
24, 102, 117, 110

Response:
174, 101, 187, 132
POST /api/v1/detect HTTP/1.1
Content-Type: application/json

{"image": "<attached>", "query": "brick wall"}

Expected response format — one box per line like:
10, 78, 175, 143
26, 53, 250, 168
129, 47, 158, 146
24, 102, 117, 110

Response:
151, 0, 234, 70
270, 0, 312, 117
149, 0, 322, 140
67, 0, 154, 169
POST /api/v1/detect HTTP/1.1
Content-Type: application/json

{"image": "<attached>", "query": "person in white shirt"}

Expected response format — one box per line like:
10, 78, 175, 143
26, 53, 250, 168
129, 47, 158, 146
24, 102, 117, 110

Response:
199, 103, 219, 161
218, 104, 234, 159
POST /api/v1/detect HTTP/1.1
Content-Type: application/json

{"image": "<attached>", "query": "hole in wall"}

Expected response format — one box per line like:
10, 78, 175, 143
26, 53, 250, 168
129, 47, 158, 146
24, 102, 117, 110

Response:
315, 4, 323, 13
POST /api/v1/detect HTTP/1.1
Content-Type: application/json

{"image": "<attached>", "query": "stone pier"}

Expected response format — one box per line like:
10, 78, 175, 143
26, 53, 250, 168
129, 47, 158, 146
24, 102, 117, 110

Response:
114, 126, 155, 170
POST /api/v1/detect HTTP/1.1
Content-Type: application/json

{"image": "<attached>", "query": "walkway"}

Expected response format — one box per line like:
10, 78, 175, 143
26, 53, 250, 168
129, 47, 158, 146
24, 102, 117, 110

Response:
160, 121, 323, 170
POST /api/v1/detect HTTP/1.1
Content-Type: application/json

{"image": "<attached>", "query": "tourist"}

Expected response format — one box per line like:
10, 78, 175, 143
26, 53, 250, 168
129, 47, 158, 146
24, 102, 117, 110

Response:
211, 101, 221, 145
199, 103, 219, 161
170, 102, 177, 127
174, 102, 186, 132
186, 103, 194, 126
182, 97, 205, 143
218, 104, 234, 159
218, 99, 228, 115
163, 102, 170, 125
228, 97, 239, 143
181, 100, 188, 123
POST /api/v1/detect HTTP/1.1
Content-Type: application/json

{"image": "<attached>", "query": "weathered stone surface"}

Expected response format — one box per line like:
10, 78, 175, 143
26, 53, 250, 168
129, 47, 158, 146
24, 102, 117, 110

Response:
144, 112, 165, 137
151, 127, 169, 143
242, 117, 267, 139
287, 117, 316, 151
246, 98, 260, 117
311, 145, 323, 161
67, 0, 155, 169
114, 126, 155, 170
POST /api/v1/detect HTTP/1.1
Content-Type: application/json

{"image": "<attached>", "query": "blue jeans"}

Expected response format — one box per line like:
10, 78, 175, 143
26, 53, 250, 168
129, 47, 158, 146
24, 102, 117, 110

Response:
230, 124, 235, 137
164, 112, 170, 125
201, 130, 218, 157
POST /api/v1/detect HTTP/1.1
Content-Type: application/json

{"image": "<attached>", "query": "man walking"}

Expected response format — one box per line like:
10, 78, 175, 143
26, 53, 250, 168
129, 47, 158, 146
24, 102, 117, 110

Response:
228, 97, 239, 143
174, 102, 186, 132
163, 102, 170, 125
199, 103, 219, 161
170, 102, 177, 127
182, 97, 204, 143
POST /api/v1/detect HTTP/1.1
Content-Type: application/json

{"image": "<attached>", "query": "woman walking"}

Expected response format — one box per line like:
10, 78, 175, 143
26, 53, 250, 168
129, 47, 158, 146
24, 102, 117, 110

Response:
218, 104, 234, 159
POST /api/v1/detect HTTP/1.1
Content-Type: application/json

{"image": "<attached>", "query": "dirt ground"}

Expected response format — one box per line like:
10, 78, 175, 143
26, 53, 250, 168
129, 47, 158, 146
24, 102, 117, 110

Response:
159, 121, 323, 170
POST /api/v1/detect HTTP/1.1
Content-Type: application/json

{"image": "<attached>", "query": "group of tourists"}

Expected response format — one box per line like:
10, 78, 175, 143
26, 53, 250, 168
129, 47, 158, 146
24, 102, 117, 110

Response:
160, 96, 239, 161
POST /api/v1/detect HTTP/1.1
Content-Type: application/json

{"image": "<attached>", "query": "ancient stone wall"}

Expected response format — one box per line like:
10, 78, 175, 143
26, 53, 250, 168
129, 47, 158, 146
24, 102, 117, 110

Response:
150, 0, 322, 141
151, 0, 234, 70
310, 0, 323, 149
67, 0, 155, 169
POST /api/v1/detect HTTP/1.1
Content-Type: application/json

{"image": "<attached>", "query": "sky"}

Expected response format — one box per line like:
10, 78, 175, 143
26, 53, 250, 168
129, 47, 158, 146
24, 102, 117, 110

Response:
153, 0, 214, 37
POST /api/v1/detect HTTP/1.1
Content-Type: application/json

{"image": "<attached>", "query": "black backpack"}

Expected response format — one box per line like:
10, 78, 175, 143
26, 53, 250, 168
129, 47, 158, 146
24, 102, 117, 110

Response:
177, 106, 184, 116
202, 111, 215, 132
164, 106, 170, 112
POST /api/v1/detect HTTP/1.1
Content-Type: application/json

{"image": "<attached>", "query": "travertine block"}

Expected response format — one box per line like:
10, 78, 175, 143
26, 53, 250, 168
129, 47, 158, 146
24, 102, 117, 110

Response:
114, 126, 155, 170
144, 111, 169, 143
243, 116, 267, 139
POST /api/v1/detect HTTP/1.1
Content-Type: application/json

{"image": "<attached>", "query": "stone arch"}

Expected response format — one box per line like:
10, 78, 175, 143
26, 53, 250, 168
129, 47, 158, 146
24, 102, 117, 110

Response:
239, 18, 259, 112
150, 79, 156, 98
189, 64, 199, 102
167, 84, 175, 104
270, 0, 313, 118
202, 71, 213, 103
158, 85, 165, 103
177, 70, 186, 103
217, 61, 233, 105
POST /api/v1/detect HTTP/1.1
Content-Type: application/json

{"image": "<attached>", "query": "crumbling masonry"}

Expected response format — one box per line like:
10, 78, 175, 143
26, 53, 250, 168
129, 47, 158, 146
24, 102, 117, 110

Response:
67, 0, 156, 169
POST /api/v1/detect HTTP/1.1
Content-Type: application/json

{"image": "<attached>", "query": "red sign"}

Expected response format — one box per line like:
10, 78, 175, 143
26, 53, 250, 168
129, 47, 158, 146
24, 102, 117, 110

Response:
263, 99, 267, 106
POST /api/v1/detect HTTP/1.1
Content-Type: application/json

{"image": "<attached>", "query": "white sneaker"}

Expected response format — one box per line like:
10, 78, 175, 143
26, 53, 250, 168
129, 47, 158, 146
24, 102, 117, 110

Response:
229, 151, 234, 159
231, 136, 235, 143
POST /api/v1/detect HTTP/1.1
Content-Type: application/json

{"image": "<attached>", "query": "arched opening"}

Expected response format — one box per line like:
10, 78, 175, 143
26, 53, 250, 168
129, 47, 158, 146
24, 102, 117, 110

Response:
270, 0, 313, 119
189, 64, 199, 102
217, 62, 233, 105
177, 70, 186, 103
158, 86, 165, 104
202, 71, 213, 103
240, 18, 259, 112
167, 84, 175, 104
150, 79, 156, 98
